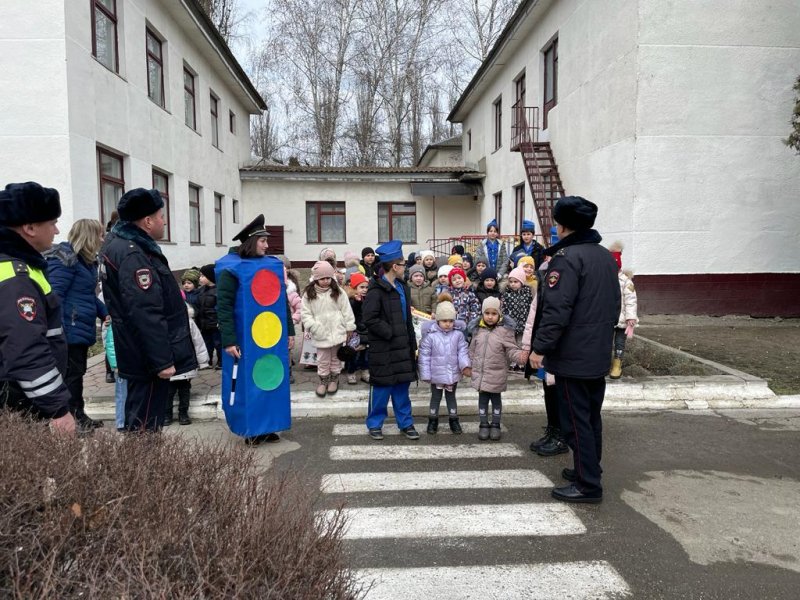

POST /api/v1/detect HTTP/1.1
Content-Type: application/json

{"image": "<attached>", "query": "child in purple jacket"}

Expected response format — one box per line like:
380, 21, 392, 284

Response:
418, 293, 472, 435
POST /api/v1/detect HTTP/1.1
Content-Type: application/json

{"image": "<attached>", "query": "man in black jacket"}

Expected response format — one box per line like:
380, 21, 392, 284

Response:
363, 240, 420, 440
530, 196, 620, 504
0, 182, 75, 434
100, 188, 196, 431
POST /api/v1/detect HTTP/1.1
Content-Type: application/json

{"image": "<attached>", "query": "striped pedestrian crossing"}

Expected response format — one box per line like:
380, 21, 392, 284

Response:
321, 469, 552, 493
329, 443, 524, 461
332, 423, 506, 436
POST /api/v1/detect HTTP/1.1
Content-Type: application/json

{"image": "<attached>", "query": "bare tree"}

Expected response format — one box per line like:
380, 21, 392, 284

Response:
448, 0, 518, 62
196, 0, 240, 43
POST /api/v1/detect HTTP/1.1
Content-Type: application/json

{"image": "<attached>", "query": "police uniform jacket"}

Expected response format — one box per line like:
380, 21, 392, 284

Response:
363, 275, 417, 386
531, 229, 620, 379
99, 222, 196, 381
0, 226, 70, 418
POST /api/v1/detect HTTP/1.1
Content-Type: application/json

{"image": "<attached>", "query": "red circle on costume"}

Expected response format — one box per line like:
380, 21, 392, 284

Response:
251, 270, 280, 306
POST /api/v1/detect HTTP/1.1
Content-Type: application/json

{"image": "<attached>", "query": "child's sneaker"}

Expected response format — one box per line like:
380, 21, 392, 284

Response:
368, 428, 384, 441
401, 426, 420, 440
489, 423, 502, 441
478, 423, 490, 441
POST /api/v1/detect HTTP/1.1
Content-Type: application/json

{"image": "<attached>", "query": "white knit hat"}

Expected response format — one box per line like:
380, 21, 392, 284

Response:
437, 265, 453, 278
418, 250, 435, 259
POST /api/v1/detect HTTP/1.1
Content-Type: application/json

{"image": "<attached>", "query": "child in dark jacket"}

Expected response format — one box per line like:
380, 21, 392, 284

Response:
474, 267, 501, 306
418, 294, 471, 434
346, 273, 370, 384
195, 264, 221, 368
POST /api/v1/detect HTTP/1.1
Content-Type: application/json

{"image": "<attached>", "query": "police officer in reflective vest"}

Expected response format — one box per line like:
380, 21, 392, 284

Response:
0, 182, 76, 434
99, 188, 196, 432
530, 196, 620, 504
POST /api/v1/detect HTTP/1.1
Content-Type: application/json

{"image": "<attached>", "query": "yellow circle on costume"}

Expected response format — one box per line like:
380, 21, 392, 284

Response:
251, 312, 282, 348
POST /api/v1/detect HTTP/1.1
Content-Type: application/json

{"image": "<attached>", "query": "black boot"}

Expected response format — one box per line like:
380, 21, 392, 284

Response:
537, 430, 569, 456
177, 383, 191, 425
529, 426, 554, 451
449, 417, 462, 434
427, 418, 438, 434
478, 422, 490, 441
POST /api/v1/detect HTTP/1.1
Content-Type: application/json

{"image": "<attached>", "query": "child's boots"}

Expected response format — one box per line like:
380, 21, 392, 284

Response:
449, 417, 462, 434
610, 358, 622, 379
327, 373, 339, 395
316, 376, 328, 398
478, 422, 490, 441
489, 423, 502, 441
427, 418, 439, 434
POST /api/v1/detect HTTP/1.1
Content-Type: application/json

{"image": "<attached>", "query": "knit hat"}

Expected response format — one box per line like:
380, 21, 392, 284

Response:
507, 266, 527, 283
0, 182, 61, 226
408, 264, 425, 278
361, 246, 375, 258
434, 292, 456, 321
311, 260, 336, 281
343, 250, 360, 266
447, 254, 462, 266
552, 196, 597, 231
474, 257, 488, 267
418, 250, 435, 260
482, 296, 501, 313
461, 252, 473, 266
319, 247, 337, 261
518, 255, 535, 267
117, 188, 164, 222
479, 268, 497, 282
349, 272, 368, 288
437, 265, 453, 278
448, 267, 467, 285
451, 244, 465, 256
199, 264, 216, 284
181, 268, 200, 285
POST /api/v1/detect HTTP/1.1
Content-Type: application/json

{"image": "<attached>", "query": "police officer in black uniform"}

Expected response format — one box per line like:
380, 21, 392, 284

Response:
530, 196, 620, 504
0, 182, 76, 434
99, 188, 196, 432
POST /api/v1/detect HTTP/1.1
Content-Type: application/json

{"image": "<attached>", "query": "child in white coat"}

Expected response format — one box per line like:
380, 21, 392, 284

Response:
301, 260, 356, 397
166, 304, 209, 426
609, 241, 638, 378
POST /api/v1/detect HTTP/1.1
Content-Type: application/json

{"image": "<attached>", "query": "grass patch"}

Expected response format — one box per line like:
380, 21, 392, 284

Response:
620, 337, 719, 378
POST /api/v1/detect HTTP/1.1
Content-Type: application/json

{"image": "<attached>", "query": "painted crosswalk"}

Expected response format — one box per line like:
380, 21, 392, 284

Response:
321, 422, 631, 598
332, 423, 506, 436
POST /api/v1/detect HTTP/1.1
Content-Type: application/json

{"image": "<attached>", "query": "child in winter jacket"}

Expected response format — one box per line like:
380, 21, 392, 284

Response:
166, 304, 209, 426
448, 267, 481, 325
346, 273, 370, 384
474, 267, 501, 306
609, 241, 638, 379
343, 250, 362, 283
407, 264, 436, 315
501, 267, 534, 346
103, 323, 127, 431
434, 265, 453, 296
516, 256, 538, 290
469, 257, 488, 286
196, 264, 221, 368
419, 250, 439, 284
285, 268, 302, 384
418, 293, 471, 435
468, 297, 528, 441
181, 268, 201, 307
301, 260, 356, 397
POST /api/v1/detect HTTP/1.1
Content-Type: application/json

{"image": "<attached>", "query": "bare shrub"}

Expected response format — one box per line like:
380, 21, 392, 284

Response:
0, 412, 362, 599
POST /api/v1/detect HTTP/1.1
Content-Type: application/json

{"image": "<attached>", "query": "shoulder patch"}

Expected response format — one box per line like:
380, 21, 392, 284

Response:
16, 296, 37, 321
135, 268, 153, 290
547, 271, 561, 288
555, 249, 567, 257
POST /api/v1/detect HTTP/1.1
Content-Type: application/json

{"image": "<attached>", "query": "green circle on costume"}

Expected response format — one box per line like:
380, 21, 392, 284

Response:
252, 312, 282, 348
252, 354, 284, 391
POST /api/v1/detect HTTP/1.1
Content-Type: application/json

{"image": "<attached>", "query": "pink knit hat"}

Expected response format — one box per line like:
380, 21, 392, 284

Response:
311, 260, 336, 281
507, 266, 527, 283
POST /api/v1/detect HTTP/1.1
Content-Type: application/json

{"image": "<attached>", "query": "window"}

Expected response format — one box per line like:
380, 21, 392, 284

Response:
232, 199, 240, 223
229, 110, 236, 134
152, 169, 170, 241
98, 148, 124, 224
92, 0, 118, 72
306, 202, 346, 244
183, 67, 196, 129
514, 184, 525, 235
214, 193, 223, 245
543, 38, 558, 129
513, 72, 526, 131
146, 28, 164, 107
493, 192, 502, 233
493, 97, 502, 150
189, 185, 201, 243
378, 202, 416, 244
467, 129, 472, 151
210, 93, 219, 148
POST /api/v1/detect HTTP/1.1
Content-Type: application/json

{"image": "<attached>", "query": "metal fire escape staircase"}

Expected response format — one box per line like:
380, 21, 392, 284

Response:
511, 103, 565, 247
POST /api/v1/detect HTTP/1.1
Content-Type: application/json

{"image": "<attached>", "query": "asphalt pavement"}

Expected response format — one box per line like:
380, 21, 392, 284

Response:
170, 409, 800, 599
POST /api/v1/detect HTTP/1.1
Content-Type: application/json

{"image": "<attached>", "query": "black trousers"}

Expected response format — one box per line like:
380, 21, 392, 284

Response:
125, 377, 169, 432
66, 344, 90, 418
543, 382, 560, 430
167, 380, 191, 417
556, 376, 605, 494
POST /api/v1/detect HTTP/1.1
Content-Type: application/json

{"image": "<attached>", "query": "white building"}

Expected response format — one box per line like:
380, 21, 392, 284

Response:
0, 0, 265, 268
448, 0, 800, 315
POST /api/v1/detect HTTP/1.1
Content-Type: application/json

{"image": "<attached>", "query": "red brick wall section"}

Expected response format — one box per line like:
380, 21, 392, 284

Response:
636, 273, 800, 317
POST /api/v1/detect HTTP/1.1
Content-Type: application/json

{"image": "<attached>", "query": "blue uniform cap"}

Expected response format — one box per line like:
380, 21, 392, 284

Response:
375, 239, 404, 263
521, 219, 536, 233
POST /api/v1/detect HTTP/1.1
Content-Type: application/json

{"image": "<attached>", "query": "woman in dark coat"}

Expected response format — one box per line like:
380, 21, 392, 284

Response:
363, 240, 419, 440
46, 219, 107, 429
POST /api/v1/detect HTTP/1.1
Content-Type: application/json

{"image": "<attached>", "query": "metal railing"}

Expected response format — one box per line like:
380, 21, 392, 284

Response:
511, 101, 539, 149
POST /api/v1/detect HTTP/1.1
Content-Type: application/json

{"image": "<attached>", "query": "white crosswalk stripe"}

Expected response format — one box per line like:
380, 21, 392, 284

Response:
329, 443, 524, 460
322, 423, 631, 598
332, 423, 506, 436
321, 469, 552, 493
358, 562, 631, 599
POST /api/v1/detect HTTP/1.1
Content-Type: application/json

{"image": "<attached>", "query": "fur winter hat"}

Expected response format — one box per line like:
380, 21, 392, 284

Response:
311, 260, 336, 281
408, 264, 425, 278
0, 182, 61, 226
117, 188, 164, 222
507, 266, 527, 284
609, 240, 624, 270
553, 196, 597, 231
437, 265, 453, 278
349, 272, 368, 288
482, 296, 502, 313
448, 267, 467, 285
434, 292, 457, 321
447, 254, 463, 266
